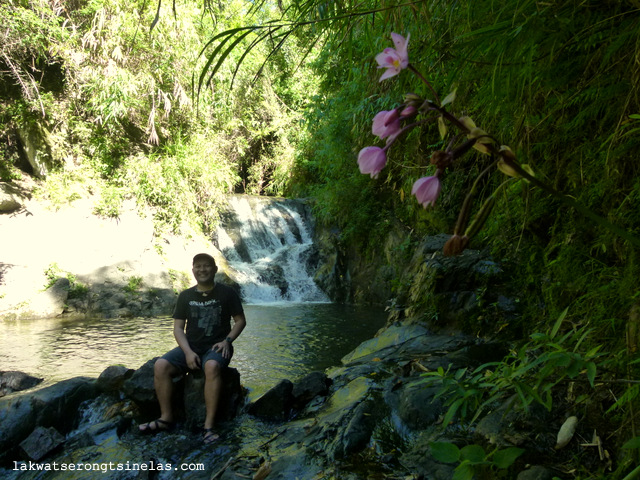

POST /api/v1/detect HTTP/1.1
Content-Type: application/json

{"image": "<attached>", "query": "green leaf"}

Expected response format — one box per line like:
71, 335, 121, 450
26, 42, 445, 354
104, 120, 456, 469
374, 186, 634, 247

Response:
430, 442, 461, 463
452, 461, 475, 480
493, 447, 525, 469
443, 397, 465, 426
441, 88, 457, 106
586, 361, 597, 387
622, 436, 640, 449
438, 116, 447, 139
550, 307, 569, 339
460, 444, 486, 463
566, 359, 582, 378
530, 332, 548, 342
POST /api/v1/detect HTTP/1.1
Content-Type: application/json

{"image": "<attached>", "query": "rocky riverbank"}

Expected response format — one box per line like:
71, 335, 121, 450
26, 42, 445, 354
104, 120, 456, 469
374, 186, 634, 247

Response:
0, 320, 592, 480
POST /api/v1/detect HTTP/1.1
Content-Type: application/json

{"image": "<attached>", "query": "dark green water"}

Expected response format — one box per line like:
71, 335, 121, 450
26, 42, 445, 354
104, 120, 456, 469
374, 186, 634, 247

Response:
0, 303, 387, 398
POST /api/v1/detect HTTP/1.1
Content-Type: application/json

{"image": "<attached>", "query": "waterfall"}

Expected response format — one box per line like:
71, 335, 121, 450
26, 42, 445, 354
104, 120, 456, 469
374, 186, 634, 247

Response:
214, 195, 329, 304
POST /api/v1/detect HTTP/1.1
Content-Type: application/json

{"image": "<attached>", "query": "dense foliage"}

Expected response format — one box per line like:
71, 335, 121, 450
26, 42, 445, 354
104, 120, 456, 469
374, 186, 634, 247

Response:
3, 0, 640, 477
199, 1, 640, 476
0, 0, 317, 236
276, 0, 640, 350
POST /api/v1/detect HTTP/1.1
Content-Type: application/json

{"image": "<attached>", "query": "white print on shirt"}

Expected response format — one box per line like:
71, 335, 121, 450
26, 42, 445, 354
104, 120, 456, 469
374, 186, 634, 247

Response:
188, 299, 222, 337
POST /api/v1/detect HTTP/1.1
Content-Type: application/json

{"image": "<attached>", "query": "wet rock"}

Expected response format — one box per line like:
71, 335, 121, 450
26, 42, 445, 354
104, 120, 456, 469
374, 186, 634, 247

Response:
315, 377, 375, 431
399, 433, 457, 480
0, 371, 43, 397
341, 324, 474, 368
122, 358, 158, 408
256, 263, 288, 297
97, 365, 134, 394
0, 377, 98, 464
20, 426, 64, 461
67, 418, 124, 450
390, 383, 444, 431
341, 324, 430, 365
247, 379, 294, 420
291, 371, 331, 410
329, 399, 378, 459
29, 377, 98, 432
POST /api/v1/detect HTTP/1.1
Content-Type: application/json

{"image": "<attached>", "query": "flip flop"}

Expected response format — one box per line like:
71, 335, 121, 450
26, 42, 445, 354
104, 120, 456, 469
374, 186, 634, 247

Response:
138, 418, 175, 435
203, 428, 220, 444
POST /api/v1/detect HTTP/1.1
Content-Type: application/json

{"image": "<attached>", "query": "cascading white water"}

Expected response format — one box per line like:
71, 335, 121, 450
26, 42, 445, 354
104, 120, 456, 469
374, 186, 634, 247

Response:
214, 195, 329, 304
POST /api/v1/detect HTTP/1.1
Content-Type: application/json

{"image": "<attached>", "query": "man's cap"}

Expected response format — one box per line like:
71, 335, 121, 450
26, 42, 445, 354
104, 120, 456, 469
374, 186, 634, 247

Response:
193, 253, 217, 266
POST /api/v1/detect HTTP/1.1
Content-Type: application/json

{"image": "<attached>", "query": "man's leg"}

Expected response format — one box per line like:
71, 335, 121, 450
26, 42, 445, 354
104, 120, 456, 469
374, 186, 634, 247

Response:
139, 357, 180, 432
203, 359, 223, 430
155, 358, 180, 423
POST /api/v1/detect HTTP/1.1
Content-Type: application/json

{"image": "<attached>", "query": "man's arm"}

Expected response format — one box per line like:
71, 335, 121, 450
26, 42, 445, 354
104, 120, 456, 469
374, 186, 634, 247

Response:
228, 313, 246, 342
212, 313, 247, 359
173, 319, 200, 369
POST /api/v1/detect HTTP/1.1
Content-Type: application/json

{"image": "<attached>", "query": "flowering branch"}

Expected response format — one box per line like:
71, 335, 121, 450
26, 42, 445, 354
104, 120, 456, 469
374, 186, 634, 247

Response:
358, 32, 640, 255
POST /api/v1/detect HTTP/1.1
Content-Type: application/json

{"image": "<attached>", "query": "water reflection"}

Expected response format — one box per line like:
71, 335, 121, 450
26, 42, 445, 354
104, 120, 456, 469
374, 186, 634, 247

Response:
0, 316, 175, 383
0, 304, 387, 396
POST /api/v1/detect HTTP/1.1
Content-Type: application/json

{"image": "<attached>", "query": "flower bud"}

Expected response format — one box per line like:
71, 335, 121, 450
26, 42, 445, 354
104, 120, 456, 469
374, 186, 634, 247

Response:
430, 150, 450, 168
400, 105, 417, 118
497, 160, 519, 177
443, 234, 469, 256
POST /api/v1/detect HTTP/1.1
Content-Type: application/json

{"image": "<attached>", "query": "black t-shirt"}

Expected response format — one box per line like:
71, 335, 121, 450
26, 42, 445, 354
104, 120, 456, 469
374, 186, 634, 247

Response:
172, 284, 244, 355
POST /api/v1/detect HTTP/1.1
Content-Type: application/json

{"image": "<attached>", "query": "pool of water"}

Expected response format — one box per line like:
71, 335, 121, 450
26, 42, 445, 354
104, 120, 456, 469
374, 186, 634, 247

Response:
0, 303, 387, 397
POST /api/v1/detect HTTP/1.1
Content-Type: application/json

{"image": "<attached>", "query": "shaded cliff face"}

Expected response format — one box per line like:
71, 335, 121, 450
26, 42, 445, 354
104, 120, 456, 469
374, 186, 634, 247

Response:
313, 224, 517, 335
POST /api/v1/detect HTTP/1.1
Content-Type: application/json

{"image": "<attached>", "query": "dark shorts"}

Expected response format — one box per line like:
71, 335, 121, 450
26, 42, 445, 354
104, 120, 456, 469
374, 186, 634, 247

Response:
161, 346, 233, 373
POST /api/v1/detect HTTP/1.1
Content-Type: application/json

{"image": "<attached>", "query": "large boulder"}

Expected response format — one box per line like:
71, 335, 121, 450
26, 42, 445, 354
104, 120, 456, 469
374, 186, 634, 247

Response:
247, 379, 294, 421
0, 371, 43, 397
16, 121, 57, 178
291, 371, 331, 411
97, 365, 134, 394
385, 382, 444, 432
0, 182, 23, 213
0, 377, 98, 465
121, 358, 159, 410
0, 277, 70, 321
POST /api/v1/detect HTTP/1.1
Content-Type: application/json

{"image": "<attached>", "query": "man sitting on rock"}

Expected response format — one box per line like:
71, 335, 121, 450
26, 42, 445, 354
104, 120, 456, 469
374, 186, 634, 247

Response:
139, 253, 246, 444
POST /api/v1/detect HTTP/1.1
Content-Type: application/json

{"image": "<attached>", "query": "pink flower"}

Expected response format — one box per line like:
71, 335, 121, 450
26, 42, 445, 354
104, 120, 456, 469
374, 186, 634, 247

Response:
372, 110, 401, 140
358, 146, 387, 178
375, 33, 410, 81
412, 175, 441, 208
